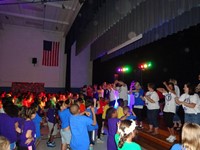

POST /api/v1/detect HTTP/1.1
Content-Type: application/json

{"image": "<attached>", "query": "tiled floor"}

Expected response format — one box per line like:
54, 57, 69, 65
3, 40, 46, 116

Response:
37, 134, 107, 150
37, 125, 145, 150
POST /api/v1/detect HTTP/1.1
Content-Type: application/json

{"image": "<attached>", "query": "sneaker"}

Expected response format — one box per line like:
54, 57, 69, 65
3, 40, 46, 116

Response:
168, 136, 176, 143
96, 138, 104, 143
166, 135, 173, 141
89, 145, 93, 150
138, 125, 143, 129
47, 142, 56, 147
46, 141, 55, 145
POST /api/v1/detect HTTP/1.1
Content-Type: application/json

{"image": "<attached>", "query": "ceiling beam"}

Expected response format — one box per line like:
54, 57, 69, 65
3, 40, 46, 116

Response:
45, 2, 72, 10
0, 11, 69, 25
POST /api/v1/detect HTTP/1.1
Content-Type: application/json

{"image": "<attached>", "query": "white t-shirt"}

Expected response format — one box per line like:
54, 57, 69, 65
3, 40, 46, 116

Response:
110, 88, 117, 101
179, 93, 200, 114
163, 92, 176, 113
145, 91, 160, 110
118, 85, 128, 101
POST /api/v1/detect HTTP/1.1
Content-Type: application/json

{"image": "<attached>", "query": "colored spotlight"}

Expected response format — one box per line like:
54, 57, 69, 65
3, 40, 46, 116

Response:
144, 64, 147, 68
148, 62, 152, 67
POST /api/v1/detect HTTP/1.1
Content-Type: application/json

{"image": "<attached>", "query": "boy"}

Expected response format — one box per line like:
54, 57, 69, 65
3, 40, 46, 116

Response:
70, 104, 97, 150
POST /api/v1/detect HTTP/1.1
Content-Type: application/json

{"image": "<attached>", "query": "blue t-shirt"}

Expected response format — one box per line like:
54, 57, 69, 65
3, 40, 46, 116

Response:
126, 114, 136, 120
19, 120, 36, 148
0, 113, 17, 143
133, 89, 144, 106
58, 108, 71, 129
32, 113, 42, 138
171, 144, 185, 150
70, 115, 93, 150
86, 108, 98, 131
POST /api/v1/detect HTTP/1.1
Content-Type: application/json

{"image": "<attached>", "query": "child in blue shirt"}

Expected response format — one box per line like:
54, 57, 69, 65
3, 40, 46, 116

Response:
70, 104, 97, 150
32, 103, 42, 145
56, 100, 71, 150
85, 98, 98, 150
122, 106, 136, 120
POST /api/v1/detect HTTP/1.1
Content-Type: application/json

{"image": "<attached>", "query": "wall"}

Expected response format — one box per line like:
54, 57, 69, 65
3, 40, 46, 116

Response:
71, 42, 92, 89
0, 24, 66, 89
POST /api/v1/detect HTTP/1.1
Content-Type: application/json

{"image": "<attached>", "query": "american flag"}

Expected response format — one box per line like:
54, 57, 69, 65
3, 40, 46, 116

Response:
42, 40, 59, 66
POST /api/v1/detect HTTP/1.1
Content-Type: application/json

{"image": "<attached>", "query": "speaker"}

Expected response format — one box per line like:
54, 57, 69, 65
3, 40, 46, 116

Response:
32, 58, 37, 65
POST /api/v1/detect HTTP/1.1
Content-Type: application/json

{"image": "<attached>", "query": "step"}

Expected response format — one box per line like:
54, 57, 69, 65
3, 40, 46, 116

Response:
136, 125, 180, 149
135, 136, 169, 150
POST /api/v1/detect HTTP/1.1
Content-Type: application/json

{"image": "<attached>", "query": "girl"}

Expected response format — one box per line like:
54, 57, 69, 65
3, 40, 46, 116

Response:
141, 83, 160, 135
157, 82, 177, 143
17, 106, 36, 150
171, 123, 200, 150
175, 83, 200, 124
106, 107, 119, 150
115, 120, 141, 150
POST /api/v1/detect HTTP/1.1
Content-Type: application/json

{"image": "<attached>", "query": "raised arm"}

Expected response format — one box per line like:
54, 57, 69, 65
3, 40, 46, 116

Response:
91, 107, 97, 125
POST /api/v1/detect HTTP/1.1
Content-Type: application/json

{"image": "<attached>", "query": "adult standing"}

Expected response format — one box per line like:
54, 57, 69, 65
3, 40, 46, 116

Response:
175, 83, 200, 125
130, 81, 145, 129
157, 82, 177, 143
115, 80, 128, 106
141, 83, 160, 135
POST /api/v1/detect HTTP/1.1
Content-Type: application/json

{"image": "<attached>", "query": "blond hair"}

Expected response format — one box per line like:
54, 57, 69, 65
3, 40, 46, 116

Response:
182, 123, 200, 150
0, 136, 10, 150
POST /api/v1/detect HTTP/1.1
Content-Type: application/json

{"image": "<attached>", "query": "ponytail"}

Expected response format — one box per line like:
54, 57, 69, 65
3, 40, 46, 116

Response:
118, 133, 131, 148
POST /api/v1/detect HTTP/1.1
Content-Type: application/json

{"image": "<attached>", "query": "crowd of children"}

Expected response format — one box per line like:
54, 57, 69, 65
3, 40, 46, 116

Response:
0, 74, 200, 150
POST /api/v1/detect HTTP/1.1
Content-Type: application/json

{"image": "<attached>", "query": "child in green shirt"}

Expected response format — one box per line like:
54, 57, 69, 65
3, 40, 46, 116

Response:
115, 120, 141, 150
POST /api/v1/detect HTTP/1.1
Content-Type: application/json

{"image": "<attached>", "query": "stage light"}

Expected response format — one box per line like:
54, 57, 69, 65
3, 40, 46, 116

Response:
148, 62, 152, 67
117, 66, 131, 73
138, 61, 153, 70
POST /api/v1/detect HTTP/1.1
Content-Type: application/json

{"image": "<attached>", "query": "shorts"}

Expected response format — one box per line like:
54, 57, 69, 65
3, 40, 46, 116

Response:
60, 129, 71, 144
48, 121, 59, 136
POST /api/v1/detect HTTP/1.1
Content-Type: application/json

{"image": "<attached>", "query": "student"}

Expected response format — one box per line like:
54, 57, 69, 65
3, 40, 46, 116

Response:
106, 107, 119, 150
46, 100, 58, 147
56, 100, 71, 150
96, 97, 107, 142
115, 120, 141, 150
122, 106, 136, 120
117, 99, 124, 119
85, 99, 98, 150
101, 99, 110, 135
0, 136, 10, 150
32, 103, 42, 146
171, 123, 200, 150
17, 106, 36, 150
0, 99, 19, 150
157, 82, 177, 143
69, 104, 97, 150
169, 79, 182, 130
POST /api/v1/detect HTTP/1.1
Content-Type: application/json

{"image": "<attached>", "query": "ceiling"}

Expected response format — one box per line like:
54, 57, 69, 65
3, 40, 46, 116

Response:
0, 0, 83, 36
